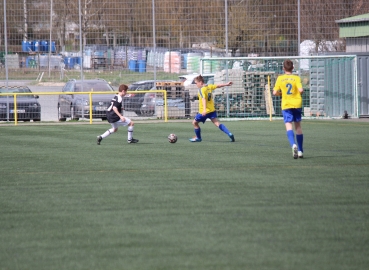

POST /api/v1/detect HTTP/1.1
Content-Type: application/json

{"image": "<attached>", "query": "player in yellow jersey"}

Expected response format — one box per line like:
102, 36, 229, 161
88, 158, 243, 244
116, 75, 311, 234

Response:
273, 59, 304, 159
189, 75, 235, 142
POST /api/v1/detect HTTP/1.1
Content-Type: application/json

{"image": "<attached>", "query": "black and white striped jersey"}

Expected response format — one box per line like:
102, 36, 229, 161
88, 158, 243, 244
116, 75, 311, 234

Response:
106, 94, 123, 123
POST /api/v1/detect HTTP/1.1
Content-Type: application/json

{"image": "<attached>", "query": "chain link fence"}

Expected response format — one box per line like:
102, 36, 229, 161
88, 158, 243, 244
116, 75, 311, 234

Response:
1, 0, 368, 82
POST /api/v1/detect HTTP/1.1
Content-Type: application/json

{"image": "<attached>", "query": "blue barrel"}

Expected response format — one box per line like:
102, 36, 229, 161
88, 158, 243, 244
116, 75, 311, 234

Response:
128, 60, 137, 72
64, 57, 70, 69
32, 40, 40, 52
71, 57, 77, 69
64, 57, 76, 69
70, 57, 76, 69
138, 60, 146, 73
50, 41, 56, 52
75, 57, 82, 66
22, 41, 32, 52
22, 41, 29, 52
27, 41, 32, 52
40, 40, 48, 52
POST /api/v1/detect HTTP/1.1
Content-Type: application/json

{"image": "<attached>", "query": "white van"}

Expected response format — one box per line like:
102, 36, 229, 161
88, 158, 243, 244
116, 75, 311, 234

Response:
178, 73, 215, 86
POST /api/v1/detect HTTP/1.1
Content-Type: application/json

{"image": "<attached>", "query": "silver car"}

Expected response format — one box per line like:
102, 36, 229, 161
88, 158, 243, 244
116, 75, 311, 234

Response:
58, 79, 115, 121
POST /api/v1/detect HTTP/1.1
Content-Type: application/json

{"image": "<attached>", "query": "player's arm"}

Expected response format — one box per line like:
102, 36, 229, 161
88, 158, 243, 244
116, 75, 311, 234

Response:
273, 86, 282, 96
273, 89, 282, 96
113, 106, 125, 121
273, 79, 282, 96
273, 90, 282, 96
215, 81, 233, 88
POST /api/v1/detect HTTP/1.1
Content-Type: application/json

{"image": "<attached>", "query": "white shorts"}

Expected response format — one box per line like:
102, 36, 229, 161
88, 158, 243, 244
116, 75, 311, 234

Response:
110, 118, 131, 129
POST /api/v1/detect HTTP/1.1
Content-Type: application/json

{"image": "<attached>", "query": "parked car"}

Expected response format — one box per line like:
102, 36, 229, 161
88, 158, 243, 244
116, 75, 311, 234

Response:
124, 80, 176, 115
178, 73, 215, 86
140, 83, 190, 116
140, 92, 186, 116
0, 85, 41, 122
57, 78, 115, 121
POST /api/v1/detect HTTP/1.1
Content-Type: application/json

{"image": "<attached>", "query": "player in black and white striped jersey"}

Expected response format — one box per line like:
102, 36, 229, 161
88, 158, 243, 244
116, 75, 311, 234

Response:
97, 84, 139, 145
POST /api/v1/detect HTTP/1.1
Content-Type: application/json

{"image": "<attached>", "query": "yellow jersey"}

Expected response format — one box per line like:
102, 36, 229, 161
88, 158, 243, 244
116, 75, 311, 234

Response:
273, 74, 303, 110
198, 84, 217, 114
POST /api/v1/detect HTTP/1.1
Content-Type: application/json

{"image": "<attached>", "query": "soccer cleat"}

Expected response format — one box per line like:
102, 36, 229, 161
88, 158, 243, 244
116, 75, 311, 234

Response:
228, 133, 235, 142
97, 136, 102, 145
128, 138, 139, 143
292, 144, 298, 159
189, 137, 202, 142
298, 151, 304, 158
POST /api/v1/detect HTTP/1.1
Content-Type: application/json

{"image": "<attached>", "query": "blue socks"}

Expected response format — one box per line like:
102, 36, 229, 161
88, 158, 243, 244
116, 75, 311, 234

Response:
195, 128, 201, 139
195, 124, 232, 140
296, 134, 304, 152
286, 130, 296, 147
219, 124, 231, 135
287, 130, 304, 152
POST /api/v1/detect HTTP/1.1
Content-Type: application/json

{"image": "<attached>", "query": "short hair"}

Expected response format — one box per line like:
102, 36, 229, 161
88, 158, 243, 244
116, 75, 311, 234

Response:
118, 84, 128, 92
283, 60, 294, 72
194, 75, 204, 83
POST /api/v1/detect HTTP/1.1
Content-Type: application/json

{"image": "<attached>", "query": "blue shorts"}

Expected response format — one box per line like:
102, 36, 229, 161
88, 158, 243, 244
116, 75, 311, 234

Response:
194, 111, 217, 124
282, 108, 302, 123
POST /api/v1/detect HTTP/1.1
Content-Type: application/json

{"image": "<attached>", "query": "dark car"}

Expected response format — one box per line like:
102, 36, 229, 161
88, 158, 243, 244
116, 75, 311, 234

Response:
57, 78, 115, 121
123, 80, 157, 115
124, 80, 176, 115
0, 85, 41, 122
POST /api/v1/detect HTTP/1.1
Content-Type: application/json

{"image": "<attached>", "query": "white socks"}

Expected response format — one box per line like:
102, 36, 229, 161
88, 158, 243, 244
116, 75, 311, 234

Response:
101, 128, 114, 138
128, 126, 134, 140
101, 126, 134, 140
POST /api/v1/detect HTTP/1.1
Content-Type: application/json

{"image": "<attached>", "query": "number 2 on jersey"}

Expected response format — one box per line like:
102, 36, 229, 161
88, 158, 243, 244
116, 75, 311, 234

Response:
286, 83, 292, 95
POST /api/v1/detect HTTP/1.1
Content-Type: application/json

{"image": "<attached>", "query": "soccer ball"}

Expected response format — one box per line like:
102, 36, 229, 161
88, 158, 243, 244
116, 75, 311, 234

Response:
168, 133, 178, 143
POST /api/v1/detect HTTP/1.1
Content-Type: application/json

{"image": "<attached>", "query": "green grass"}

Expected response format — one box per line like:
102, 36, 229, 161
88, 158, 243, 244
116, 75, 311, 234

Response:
1, 120, 369, 270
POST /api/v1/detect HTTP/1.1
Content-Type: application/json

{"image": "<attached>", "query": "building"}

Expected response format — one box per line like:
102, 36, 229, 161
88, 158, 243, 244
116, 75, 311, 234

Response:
335, 13, 369, 117
336, 13, 369, 53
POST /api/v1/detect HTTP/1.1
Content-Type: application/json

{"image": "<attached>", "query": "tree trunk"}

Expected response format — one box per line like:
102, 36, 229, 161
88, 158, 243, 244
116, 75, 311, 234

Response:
23, 0, 28, 41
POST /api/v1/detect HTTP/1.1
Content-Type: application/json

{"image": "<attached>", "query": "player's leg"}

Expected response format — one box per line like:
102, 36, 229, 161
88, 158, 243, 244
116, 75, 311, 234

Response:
118, 117, 138, 143
97, 123, 118, 145
189, 114, 203, 142
211, 114, 235, 142
283, 110, 298, 159
283, 110, 296, 146
127, 121, 138, 143
285, 122, 296, 145
294, 110, 303, 158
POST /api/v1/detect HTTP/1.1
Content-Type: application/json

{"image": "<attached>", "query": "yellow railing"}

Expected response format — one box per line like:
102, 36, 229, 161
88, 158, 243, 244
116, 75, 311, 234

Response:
0, 90, 168, 125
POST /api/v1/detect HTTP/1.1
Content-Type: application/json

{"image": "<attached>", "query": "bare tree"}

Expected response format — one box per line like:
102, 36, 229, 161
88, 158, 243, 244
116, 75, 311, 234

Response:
53, 0, 73, 49
1, 0, 369, 55
23, 0, 28, 41
62, 0, 108, 47
300, 0, 354, 52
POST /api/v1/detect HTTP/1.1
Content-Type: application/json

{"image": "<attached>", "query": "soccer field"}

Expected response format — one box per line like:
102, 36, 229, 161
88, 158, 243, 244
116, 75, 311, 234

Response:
1, 120, 369, 270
